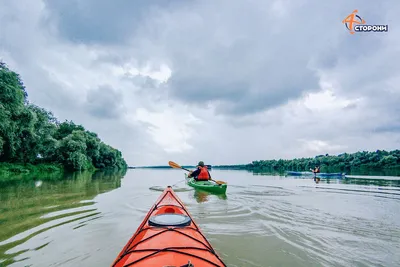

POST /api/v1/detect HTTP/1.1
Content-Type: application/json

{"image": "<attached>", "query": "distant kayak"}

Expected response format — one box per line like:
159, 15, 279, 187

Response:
285, 171, 346, 178
185, 173, 227, 194
111, 186, 227, 267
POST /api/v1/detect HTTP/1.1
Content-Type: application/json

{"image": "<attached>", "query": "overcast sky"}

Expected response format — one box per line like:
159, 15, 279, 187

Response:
1, 0, 399, 166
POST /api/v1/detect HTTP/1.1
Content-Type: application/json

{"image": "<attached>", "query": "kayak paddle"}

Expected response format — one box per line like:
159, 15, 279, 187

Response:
168, 161, 226, 185
169, 161, 192, 172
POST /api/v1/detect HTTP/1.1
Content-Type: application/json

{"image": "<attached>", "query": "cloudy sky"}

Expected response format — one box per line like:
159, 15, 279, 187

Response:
1, 0, 399, 166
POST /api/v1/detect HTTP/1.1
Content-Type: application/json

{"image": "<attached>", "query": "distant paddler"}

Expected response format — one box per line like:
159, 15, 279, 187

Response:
310, 166, 321, 183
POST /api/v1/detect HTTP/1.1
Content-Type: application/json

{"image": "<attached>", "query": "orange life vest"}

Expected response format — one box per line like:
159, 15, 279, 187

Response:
197, 166, 210, 180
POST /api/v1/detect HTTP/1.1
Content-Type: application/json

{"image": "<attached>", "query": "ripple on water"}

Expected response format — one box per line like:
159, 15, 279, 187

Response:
3, 210, 100, 248
0, 200, 101, 267
237, 189, 294, 197
39, 205, 96, 219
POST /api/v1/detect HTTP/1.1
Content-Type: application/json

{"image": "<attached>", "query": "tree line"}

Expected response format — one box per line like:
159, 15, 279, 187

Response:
215, 150, 400, 173
0, 61, 127, 172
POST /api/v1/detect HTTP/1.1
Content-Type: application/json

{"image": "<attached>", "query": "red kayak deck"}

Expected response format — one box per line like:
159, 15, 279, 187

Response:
111, 186, 226, 267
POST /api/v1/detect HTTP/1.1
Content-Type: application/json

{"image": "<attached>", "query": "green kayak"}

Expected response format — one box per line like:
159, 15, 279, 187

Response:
184, 174, 227, 194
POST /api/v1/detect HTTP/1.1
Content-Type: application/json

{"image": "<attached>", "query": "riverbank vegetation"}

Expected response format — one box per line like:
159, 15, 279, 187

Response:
0, 62, 127, 175
215, 150, 400, 174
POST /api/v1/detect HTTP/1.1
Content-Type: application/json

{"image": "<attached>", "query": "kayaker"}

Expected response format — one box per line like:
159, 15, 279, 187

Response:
188, 161, 211, 181
311, 166, 320, 183
310, 166, 320, 175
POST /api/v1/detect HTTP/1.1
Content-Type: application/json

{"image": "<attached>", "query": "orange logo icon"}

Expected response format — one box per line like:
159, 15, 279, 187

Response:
342, 9, 366, 34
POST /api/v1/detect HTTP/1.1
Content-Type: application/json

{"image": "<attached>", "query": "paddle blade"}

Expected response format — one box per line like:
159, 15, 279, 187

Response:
213, 180, 227, 185
168, 161, 182, 169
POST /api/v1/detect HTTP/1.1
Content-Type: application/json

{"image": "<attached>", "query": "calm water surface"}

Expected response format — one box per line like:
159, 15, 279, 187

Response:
1, 169, 400, 267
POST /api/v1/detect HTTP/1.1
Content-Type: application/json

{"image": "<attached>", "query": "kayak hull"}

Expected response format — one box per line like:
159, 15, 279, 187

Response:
111, 186, 226, 267
185, 174, 227, 194
285, 171, 345, 178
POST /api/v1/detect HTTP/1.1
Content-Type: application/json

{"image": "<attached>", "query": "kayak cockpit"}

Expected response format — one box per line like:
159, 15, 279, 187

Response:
149, 214, 192, 227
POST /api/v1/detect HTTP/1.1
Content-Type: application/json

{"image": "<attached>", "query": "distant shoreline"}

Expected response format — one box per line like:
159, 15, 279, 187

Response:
129, 150, 400, 176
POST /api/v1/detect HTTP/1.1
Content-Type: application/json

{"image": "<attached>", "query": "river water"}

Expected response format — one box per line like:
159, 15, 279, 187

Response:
0, 169, 399, 267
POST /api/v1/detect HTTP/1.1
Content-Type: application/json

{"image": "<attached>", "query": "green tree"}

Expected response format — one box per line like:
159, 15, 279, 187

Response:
0, 61, 128, 174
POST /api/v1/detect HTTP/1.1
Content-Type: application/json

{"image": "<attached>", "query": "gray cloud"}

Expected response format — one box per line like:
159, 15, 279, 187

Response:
42, 0, 185, 44
374, 125, 400, 133
38, 0, 324, 116
40, 0, 398, 117
126, 0, 393, 116
85, 85, 124, 119
122, 74, 159, 90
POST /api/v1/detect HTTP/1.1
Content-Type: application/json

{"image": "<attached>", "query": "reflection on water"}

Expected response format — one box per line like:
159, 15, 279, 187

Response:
343, 177, 400, 187
250, 166, 400, 178
193, 190, 227, 203
0, 169, 125, 266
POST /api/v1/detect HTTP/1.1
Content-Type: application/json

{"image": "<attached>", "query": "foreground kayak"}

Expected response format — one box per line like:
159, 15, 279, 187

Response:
111, 186, 226, 267
185, 174, 227, 194
285, 171, 346, 178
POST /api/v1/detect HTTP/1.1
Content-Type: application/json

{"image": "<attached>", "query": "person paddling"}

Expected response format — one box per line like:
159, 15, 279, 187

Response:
310, 166, 320, 175
188, 161, 211, 181
310, 166, 320, 183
